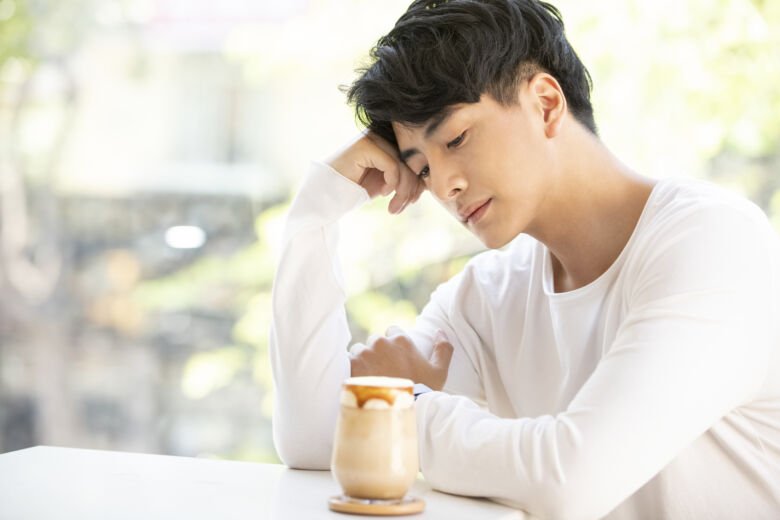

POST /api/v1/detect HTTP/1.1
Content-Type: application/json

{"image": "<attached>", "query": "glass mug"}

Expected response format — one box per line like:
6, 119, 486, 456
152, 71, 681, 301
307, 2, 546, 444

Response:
331, 376, 418, 500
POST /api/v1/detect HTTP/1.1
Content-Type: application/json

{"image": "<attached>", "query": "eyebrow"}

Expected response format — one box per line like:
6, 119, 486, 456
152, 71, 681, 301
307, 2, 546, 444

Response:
398, 107, 457, 163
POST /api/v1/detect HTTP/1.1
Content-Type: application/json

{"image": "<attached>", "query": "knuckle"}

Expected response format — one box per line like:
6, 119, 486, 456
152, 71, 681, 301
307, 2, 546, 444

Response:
392, 335, 413, 349
350, 357, 365, 375
362, 348, 380, 360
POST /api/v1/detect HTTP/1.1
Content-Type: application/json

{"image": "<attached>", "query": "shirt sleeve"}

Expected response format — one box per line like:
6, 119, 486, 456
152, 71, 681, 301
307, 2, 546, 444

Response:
413, 203, 775, 520
406, 272, 488, 407
269, 162, 369, 469
269, 161, 486, 468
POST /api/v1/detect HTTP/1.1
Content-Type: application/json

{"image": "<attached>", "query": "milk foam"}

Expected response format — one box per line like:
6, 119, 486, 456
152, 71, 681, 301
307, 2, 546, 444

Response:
343, 376, 414, 387
340, 376, 414, 409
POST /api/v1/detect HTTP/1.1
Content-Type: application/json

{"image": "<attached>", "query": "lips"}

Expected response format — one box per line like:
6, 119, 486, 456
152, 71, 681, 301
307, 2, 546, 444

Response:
458, 198, 492, 223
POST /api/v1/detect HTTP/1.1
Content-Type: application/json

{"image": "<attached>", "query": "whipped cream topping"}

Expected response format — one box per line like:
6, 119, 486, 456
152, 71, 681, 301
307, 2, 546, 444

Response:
340, 376, 414, 409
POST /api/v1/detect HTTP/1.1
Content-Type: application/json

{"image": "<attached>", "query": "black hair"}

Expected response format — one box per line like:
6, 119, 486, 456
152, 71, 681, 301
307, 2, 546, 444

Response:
346, 0, 596, 146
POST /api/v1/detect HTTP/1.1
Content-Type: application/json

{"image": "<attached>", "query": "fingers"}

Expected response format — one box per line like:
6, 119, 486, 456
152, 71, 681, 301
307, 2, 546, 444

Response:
387, 163, 417, 215
328, 131, 423, 210
429, 330, 454, 371
364, 130, 399, 160
352, 326, 451, 387
410, 176, 426, 204
365, 333, 383, 346
359, 168, 392, 198
349, 343, 368, 356
349, 354, 369, 378
365, 132, 423, 214
431, 341, 454, 369
384, 326, 415, 352
356, 141, 416, 212
356, 146, 400, 194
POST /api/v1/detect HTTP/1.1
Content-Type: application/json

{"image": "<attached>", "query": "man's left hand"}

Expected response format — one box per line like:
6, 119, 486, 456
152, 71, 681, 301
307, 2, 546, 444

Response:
349, 326, 453, 391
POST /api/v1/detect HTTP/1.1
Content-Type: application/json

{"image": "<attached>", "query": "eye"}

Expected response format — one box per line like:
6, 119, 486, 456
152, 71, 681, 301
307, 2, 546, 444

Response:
418, 165, 430, 179
447, 131, 467, 149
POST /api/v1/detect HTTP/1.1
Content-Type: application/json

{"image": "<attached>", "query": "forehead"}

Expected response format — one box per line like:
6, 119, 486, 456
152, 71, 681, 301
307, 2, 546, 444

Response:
391, 121, 420, 145
391, 104, 467, 143
391, 93, 516, 143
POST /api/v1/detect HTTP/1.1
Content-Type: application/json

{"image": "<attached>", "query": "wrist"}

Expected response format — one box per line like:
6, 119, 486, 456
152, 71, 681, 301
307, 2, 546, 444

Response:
324, 154, 361, 186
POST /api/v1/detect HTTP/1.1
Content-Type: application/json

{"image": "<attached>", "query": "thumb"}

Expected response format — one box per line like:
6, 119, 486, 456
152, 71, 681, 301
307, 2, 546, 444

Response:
429, 330, 454, 370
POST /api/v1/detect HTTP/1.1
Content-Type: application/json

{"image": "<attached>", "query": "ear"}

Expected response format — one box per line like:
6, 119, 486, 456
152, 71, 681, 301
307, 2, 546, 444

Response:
528, 73, 566, 138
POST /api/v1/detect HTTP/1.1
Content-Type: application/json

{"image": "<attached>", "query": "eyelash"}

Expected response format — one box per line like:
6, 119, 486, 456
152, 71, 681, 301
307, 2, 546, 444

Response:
418, 131, 467, 180
448, 131, 467, 148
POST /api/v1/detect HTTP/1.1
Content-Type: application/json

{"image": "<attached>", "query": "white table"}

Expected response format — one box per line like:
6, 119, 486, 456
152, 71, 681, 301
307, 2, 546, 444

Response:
0, 446, 528, 519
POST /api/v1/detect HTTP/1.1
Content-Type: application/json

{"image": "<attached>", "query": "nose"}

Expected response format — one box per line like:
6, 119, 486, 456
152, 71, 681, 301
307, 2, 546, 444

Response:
429, 158, 468, 201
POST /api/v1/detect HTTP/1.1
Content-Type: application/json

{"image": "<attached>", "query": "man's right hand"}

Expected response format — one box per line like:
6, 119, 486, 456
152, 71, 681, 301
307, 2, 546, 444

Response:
325, 132, 425, 215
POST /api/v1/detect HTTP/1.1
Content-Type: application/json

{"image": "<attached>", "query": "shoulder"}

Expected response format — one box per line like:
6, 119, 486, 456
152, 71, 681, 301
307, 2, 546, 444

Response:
645, 177, 770, 233
634, 177, 775, 258
626, 177, 779, 296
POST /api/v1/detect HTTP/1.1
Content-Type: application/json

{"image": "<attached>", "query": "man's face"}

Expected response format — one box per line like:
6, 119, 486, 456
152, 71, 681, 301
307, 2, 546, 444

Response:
393, 84, 557, 249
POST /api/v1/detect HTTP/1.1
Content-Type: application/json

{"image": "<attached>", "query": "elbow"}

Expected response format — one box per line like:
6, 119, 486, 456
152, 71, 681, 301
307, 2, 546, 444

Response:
273, 430, 332, 470
523, 417, 621, 520
420, 468, 600, 520
530, 492, 591, 520
525, 463, 617, 520
420, 466, 600, 520
275, 448, 331, 471
272, 409, 333, 470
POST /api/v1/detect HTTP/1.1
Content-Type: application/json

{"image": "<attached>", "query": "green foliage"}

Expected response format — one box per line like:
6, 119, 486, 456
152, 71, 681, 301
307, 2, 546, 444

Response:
558, 0, 780, 229
0, 0, 33, 69
133, 203, 287, 313
134, 0, 780, 413
346, 291, 419, 336
5, 0, 777, 461
181, 346, 249, 400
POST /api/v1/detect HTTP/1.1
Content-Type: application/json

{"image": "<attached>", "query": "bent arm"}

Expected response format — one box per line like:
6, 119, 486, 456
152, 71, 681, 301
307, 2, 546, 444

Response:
414, 206, 774, 519
269, 162, 369, 469
270, 161, 487, 469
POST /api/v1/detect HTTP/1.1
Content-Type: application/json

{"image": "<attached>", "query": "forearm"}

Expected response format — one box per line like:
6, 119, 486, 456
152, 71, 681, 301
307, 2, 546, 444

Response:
269, 162, 368, 469
415, 393, 580, 519
416, 389, 699, 520
414, 204, 772, 518
414, 304, 766, 520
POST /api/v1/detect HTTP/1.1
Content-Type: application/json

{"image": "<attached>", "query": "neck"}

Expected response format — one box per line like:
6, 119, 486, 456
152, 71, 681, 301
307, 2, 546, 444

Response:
524, 123, 656, 292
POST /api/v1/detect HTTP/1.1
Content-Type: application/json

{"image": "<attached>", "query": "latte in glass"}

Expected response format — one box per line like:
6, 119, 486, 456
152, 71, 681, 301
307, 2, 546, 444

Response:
331, 376, 418, 500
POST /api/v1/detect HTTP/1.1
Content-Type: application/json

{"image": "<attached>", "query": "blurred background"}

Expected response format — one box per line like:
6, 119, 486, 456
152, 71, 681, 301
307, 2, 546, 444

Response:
0, 0, 777, 463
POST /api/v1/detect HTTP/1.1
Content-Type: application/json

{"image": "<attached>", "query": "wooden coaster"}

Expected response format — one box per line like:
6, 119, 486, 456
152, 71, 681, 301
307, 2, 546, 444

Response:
328, 495, 425, 516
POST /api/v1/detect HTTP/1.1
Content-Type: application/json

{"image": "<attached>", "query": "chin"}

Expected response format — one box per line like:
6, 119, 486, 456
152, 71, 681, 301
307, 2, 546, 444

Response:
479, 232, 514, 250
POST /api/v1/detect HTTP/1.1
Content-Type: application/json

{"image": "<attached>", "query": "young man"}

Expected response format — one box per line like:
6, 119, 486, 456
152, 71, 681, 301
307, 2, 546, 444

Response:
270, 1, 780, 518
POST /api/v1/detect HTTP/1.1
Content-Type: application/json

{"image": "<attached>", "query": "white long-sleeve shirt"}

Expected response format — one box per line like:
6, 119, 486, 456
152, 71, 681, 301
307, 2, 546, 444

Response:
269, 162, 780, 519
